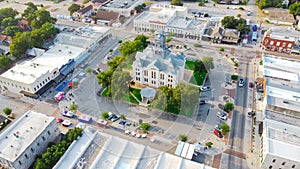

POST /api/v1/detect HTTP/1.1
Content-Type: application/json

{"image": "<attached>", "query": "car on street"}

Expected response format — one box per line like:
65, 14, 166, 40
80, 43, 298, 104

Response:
201, 86, 211, 92
80, 62, 88, 69
214, 129, 223, 138
215, 124, 221, 131
216, 112, 228, 120
111, 115, 120, 122
248, 111, 255, 117
199, 100, 206, 105
239, 79, 244, 87
62, 120, 72, 127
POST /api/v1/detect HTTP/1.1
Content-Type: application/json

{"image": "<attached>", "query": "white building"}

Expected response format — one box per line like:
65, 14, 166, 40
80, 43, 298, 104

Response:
0, 26, 111, 97
100, 0, 144, 17
260, 119, 300, 169
54, 127, 215, 169
0, 110, 59, 169
132, 31, 185, 88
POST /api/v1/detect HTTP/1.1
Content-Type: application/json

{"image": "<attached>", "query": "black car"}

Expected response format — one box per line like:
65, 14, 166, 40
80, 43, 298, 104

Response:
199, 100, 206, 105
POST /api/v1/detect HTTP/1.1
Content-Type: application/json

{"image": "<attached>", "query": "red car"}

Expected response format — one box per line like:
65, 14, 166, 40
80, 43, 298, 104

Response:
56, 117, 63, 123
214, 129, 223, 138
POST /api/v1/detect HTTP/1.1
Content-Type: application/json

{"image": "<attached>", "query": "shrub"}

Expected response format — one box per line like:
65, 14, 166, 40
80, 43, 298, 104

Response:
118, 40, 122, 43
204, 13, 209, 17
3, 107, 12, 116
102, 112, 109, 120
231, 74, 238, 80
224, 102, 234, 112
140, 123, 151, 132
69, 104, 78, 111
120, 114, 126, 120
220, 47, 225, 51
234, 62, 239, 67
194, 43, 202, 48
221, 123, 230, 135
238, 7, 244, 10
206, 142, 213, 148
179, 134, 188, 142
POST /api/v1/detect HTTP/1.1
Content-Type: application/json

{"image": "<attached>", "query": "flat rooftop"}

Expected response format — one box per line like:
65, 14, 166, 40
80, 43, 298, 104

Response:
264, 119, 300, 162
167, 16, 206, 31
263, 54, 300, 82
54, 127, 214, 169
54, 26, 110, 49
0, 61, 56, 85
0, 110, 54, 162
101, 0, 141, 9
135, 11, 174, 25
266, 27, 300, 40
31, 44, 84, 69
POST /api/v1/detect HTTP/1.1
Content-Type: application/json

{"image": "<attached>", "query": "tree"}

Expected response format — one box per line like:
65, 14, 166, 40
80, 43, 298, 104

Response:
2, 26, 22, 37
179, 134, 188, 142
205, 141, 213, 148
120, 41, 135, 56
0, 8, 18, 24
85, 67, 92, 73
30, 9, 57, 29
1, 17, 18, 28
69, 104, 78, 111
134, 35, 148, 48
68, 4, 81, 15
65, 127, 83, 143
102, 112, 109, 120
202, 56, 214, 71
220, 47, 225, 51
0, 56, 12, 70
120, 114, 126, 120
224, 102, 234, 112
221, 16, 237, 29
23, 2, 38, 18
194, 60, 206, 73
3, 107, 12, 116
231, 74, 238, 80
10, 32, 31, 57
171, 0, 183, 6
221, 123, 230, 135
166, 37, 172, 43
236, 22, 250, 34
237, 14, 241, 18
289, 2, 300, 23
140, 123, 151, 132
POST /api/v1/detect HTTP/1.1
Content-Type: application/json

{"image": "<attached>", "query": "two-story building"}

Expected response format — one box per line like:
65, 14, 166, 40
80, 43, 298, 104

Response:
132, 31, 185, 88
261, 27, 300, 55
0, 110, 59, 169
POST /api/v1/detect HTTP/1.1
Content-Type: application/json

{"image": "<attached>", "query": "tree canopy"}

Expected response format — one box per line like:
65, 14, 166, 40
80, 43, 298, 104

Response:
68, 4, 81, 15
3, 107, 12, 116
152, 83, 199, 117
2, 26, 22, 37
289, 2, 300, 22
0, 8, 18, 25
0, 56, 13, 70
140, 123, 151, 132
202, 56, 214, 71
221, 16, 249, 34
30, 9, 57, 29
34, 128, 83, 169
1, 17, 19, 28
171, 0, 183, 6
179, 134, 188, 142
221, 123, 230, 135
224, 102, 234, 112
23, 2, 38, 18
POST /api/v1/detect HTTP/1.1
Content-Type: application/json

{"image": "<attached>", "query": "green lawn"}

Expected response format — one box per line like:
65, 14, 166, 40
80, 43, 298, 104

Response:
185, 60, 196, 70
130, 88, 142, 101
120, 93, 139, 104
190, 71, 206, 86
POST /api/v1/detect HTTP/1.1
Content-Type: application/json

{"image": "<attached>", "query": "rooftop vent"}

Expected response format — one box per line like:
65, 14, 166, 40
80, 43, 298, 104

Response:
10, 145, 13, 148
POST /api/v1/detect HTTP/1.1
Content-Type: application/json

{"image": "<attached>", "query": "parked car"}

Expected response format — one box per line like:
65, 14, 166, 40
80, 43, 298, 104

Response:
80, 62, 88, 69
248, 82, 254, 88
62, 120, 72, 127
216, 112, 228, 120
56, 117, 63, 123
111, 115, 120, 122
199, 100, 206, 105
239, 79, 244, 87
248, 111, 255, 117
76, 123, 85, 129
215, 124, 221, 131
201, 86, 211, 92
214, 129, 223, 138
